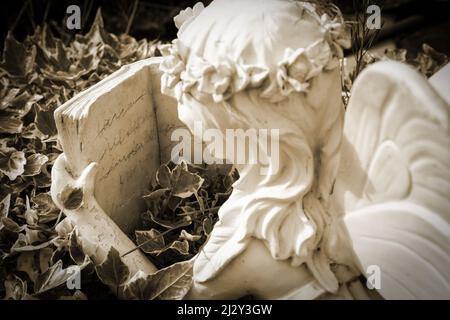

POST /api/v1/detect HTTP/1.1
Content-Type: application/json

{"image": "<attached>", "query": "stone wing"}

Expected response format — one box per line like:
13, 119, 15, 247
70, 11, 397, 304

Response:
334, 61, 450, 299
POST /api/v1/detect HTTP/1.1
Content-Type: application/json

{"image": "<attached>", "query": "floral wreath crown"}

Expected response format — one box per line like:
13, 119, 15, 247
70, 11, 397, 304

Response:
160, 2, 350, 104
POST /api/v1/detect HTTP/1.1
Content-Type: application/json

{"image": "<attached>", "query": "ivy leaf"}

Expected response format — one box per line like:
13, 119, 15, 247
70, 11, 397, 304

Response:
39, 247, 53, 273
16, 252, 40, 283
165, 240, 190, 256
135, 229, 165, 254
0, 32, 36, 78
121, 271, 154, 300
0, 87, 20, 110
135, 230, 190, 256
31, 193, 60, 224
0, 112, 23, 134
142, 188, 169, 212
203, 216, 214, 236
4, 275, 27, 300
34, 260, 83, 294
55, 218, 74, 238
1, 217, 25, 233
33, 169, 52, 189
24, 227, 47, 245
147, 210, 192, 229
0, 147, 26, 181
0, 194, 11, 229
54, 40, 72, 72
69, 230, 86, 265
35, 107, 58, 137
6, 91, 43, 118
167, 196, 182, 211
11, 233, 53, 253
156, 165, 172, 188
16, 248, 53, 282
123, 260, 193, 300
180, 230, 201, 242
95, 247, 129, 291
171, 163, 204, 198
23, 153, 49, 176
21, 123, 47, 140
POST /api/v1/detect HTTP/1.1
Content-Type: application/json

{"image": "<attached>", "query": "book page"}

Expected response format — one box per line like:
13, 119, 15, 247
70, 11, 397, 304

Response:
55, 59, 160, 232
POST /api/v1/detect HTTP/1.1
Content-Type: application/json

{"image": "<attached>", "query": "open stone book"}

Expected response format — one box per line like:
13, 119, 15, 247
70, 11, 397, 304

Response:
54, 57, 182, 232
51, 57, 185, 278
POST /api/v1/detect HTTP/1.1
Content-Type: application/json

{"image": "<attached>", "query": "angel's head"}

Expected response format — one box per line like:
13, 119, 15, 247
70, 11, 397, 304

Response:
161, 0, 349, 161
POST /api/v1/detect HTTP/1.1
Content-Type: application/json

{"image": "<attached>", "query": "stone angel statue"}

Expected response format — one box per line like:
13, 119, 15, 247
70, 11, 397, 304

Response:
50, 0, 450, 300
159, 0, 450, 299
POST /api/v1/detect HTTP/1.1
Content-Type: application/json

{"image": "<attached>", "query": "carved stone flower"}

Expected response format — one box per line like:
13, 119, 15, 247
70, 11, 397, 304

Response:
319, 14, 351, 59
305, 40, 334, 73
260, 39, 334, 102
182, 56, 235, 103
159, 40, 185, 97
173, 2, 205, 30
276, 47, 312, 97
234, 63, 270, 92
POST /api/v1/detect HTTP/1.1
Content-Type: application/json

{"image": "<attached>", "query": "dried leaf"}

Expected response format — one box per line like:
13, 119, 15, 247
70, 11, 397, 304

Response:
2, 217, 25, 233
147, 210, 192, 229
123, 260, 193, 300
179, 229, 201, 242
171, 163, 204, 198
156, 165, 172, 188
21, 123, 47, 140
0, 147, 26, 181
16, 252, 39, 282
34, 260, 82, 294
0, 9, 160, 300
95, 247, 129, 290
55, 218, 74, 238
165, 240, 190, 256
11, 233, 53, 253
69, 230, 86, 265
0, 32, 36, 77
23, 153, 49, 176
0, 113, 23, 134
135, 229, 165, 254
39, 247, 53, 273
0, 194, 11, 220
4, 275, 27, 300
35, 107, 58, 137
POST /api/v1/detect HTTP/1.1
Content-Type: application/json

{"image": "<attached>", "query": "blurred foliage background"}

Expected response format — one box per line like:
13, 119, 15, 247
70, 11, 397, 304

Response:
0, 0, 212, 48
1, 0, 449, 55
